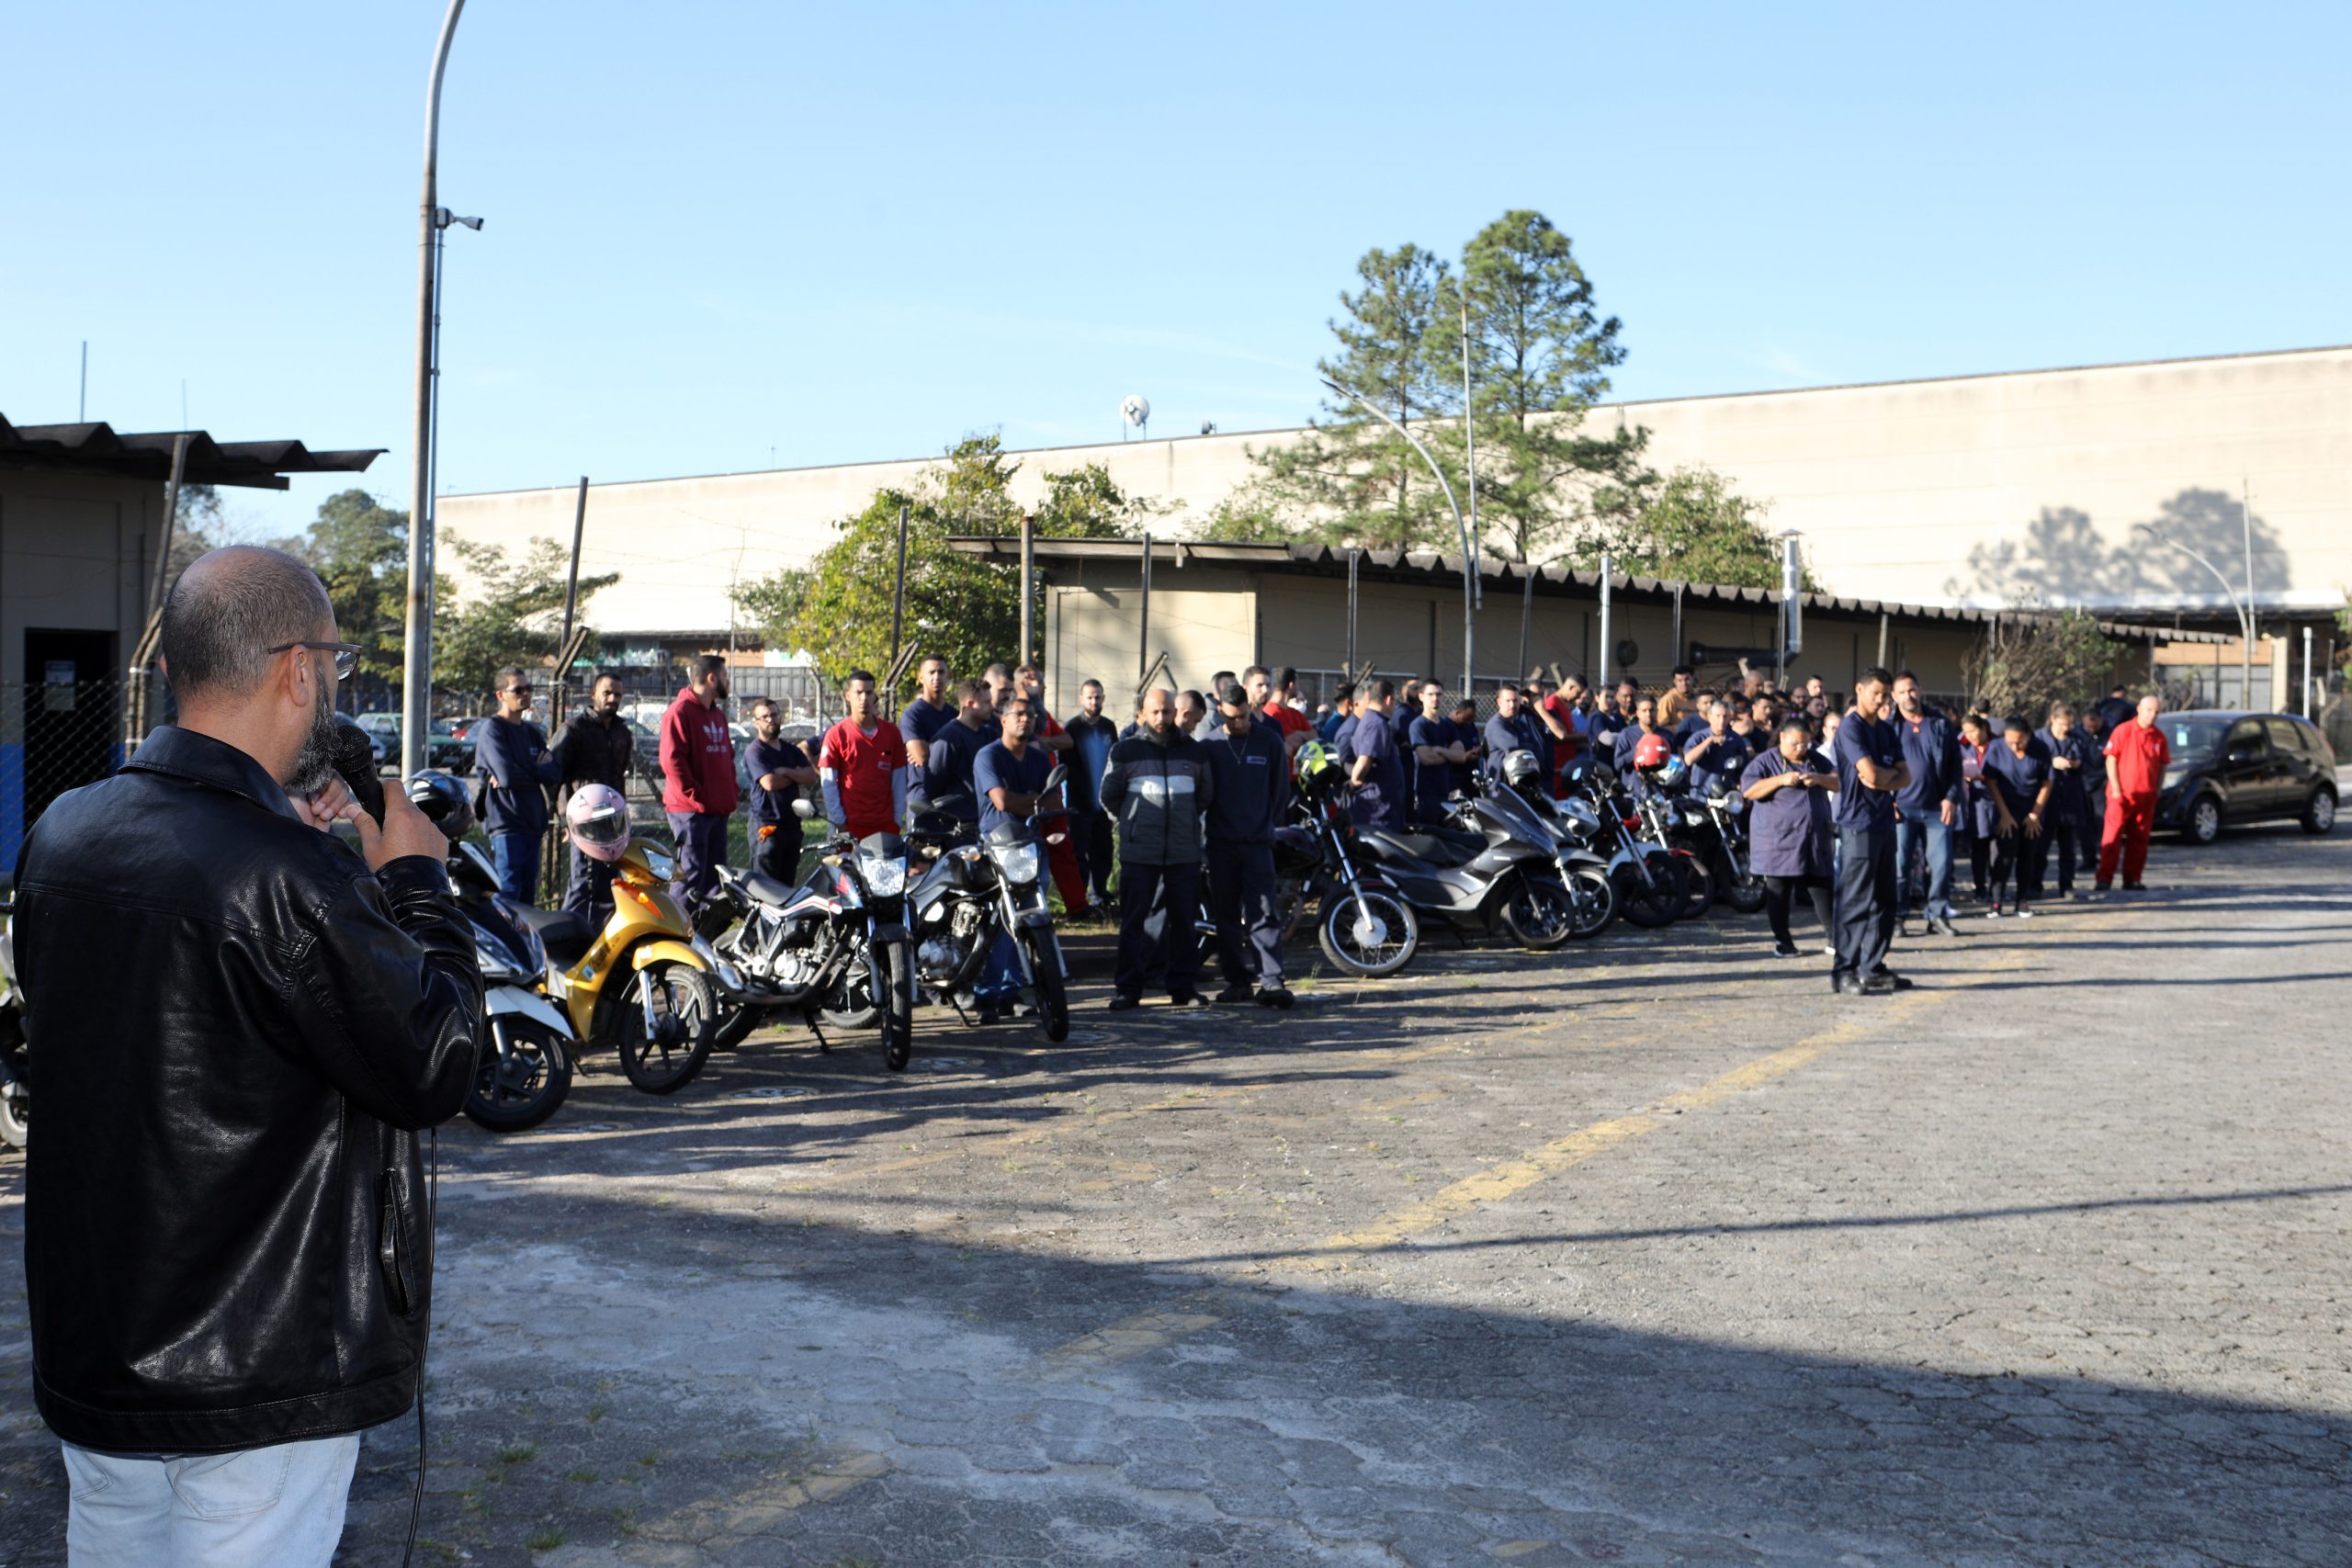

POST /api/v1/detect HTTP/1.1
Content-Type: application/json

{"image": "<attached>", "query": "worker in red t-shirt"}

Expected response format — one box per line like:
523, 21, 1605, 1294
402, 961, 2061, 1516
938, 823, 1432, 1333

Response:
2097, 692, 2171, 892
818, 670, 907, 841
1248, 665, 1314, 763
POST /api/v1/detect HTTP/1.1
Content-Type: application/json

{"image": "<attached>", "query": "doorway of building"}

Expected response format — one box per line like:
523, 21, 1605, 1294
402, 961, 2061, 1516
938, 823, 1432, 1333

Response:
21, 629, 120, 829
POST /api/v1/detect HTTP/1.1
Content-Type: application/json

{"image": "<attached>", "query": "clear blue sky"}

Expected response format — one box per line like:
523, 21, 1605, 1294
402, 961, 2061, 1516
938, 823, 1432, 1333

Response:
6, 1, 2346, 538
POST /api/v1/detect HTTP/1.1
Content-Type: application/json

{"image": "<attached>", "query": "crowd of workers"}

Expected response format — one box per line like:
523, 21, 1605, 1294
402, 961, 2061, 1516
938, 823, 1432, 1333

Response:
469, 651, 2177, 1003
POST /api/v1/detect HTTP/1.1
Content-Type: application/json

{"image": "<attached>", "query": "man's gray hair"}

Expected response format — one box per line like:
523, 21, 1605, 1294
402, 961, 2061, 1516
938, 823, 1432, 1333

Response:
158, 546, 333, 700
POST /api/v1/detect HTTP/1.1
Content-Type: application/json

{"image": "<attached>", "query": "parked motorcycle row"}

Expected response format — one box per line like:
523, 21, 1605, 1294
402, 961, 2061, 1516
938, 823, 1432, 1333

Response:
0, 744, 1768, 1150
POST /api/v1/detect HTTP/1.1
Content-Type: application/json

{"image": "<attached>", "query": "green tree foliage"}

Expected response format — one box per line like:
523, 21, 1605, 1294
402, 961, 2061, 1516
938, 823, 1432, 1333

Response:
781, 436, 1148, 694
431, 534, 617, 703
1589, 465, 1809, 590
286, 490, 410, 682
730, 567, 812, 650
1251, 244, 1463, 550
1962, 611, 2131, 724
1448, 210, 1652, 561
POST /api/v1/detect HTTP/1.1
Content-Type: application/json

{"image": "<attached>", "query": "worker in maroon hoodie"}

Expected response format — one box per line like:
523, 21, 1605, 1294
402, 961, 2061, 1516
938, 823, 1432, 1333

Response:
659, 654, 739, 912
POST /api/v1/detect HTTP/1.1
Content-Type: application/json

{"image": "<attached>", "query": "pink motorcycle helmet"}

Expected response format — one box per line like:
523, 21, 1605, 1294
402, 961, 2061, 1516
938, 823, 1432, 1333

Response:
565, 784, 631, 863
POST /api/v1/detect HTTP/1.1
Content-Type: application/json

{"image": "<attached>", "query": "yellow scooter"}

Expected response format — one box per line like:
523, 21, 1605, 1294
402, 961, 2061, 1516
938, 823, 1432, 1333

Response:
513, 839, 731, 1094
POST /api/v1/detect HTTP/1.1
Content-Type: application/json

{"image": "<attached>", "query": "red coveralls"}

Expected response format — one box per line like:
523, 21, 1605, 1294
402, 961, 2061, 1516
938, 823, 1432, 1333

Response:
2098, 719, 2171, 886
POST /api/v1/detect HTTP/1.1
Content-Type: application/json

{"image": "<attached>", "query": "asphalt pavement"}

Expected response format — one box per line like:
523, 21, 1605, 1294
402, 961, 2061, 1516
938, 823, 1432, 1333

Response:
0, 822, 2344, 1566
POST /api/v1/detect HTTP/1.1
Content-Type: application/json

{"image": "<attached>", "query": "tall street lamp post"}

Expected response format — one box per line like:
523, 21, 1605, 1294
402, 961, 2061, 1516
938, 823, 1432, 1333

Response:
1320, 378, 1481, 698
401, 0, 470, 777
2133, 522, 2254, 706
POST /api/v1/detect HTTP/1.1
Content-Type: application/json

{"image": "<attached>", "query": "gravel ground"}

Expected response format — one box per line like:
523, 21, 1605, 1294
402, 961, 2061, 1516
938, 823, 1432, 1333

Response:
0, 823, 2343, 1566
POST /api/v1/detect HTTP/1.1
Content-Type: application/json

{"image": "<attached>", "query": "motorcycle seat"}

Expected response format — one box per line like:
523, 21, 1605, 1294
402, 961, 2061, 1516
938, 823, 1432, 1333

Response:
1366, 829, 1483, 867
510, 905, 594, 966
743, 871, 800, 907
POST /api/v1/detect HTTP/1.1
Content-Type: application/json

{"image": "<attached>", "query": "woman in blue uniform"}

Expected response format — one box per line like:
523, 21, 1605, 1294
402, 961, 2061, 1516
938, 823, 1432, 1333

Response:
1956, 713, 1997, 900
1739, 717, 1840, 958
1983, 715, 2054, 917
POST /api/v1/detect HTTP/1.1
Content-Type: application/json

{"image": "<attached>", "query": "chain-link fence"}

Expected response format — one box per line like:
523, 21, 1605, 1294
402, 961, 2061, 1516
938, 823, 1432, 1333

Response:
0, 677, 129, 877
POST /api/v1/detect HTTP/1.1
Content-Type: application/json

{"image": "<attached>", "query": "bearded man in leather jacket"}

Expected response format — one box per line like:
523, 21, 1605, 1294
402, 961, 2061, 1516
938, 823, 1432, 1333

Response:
13, 546, 482, 1566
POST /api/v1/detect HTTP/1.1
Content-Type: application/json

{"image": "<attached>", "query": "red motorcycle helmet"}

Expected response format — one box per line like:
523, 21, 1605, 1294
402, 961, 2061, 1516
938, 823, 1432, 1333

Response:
1632, 731, 1673, 772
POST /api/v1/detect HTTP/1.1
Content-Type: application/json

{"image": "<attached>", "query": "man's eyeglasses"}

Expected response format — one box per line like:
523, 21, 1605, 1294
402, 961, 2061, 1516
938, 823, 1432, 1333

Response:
269, 641, 364, 681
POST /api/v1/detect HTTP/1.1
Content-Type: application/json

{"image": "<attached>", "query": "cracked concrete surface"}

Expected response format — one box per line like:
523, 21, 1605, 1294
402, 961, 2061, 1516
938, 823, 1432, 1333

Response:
0, 827, 2343, 1565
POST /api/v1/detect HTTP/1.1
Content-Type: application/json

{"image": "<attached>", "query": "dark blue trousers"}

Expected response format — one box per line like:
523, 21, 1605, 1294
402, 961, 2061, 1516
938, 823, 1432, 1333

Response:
491, 830, 541, 905
1207, 840, 1283, 990
1114, 860, 1202, 1001
1833, 825, 1896, 979
563, 842, 616, 927
666, 810, 728, 915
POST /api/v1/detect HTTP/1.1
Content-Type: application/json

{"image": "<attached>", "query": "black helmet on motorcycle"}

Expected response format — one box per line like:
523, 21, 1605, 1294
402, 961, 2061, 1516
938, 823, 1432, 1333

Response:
1501, 749, 1544, 789
405, 770, 475, 842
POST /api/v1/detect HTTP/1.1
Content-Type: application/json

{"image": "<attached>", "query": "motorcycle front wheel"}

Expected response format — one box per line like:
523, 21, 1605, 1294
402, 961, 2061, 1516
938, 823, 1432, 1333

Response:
1617, 860, 1684, 929
1668, 837, 1718, 919
711, 1001, 772, 1054
1499, 874, 1577, 950
1021, 928, 1070, 1043
1317, 887, 1419, 977
878, 942, 915, 1071
617, 963, 718, 1095
1720, 855, 1769, 915
1564, 864, 1618, 940
820, 954, 882, 1031
464, 1017, 573, 1133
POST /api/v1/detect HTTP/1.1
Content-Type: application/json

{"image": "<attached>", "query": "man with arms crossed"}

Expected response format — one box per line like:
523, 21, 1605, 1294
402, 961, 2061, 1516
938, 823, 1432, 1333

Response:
16, 547, 481, 1564
1831, 668, 1915, 995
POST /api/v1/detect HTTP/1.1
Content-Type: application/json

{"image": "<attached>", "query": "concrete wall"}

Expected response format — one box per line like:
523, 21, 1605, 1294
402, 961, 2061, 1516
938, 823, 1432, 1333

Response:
0, 471, 165, 866
436, 344, 2352, 637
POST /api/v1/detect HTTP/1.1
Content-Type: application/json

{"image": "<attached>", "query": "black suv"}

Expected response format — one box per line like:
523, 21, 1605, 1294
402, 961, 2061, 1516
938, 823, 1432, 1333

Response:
2152, 711, 2337, 843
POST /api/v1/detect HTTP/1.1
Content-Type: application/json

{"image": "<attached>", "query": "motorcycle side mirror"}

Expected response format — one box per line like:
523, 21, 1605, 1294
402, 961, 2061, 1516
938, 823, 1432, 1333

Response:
1043, 763, 1068, 793
791, 797, 817, 820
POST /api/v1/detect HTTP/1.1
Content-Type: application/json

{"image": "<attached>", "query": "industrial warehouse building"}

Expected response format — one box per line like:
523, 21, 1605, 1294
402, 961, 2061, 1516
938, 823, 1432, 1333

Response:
0, 414, 381, 866
435, 343, 2351, 712
944, 536, 2222, 722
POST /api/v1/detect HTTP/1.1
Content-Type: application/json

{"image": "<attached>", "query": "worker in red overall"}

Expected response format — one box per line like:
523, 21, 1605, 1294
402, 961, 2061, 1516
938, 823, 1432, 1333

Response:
2097, 692, 2170, 892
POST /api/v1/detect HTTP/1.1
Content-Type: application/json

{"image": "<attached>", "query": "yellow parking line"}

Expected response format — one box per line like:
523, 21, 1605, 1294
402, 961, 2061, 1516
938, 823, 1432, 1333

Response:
1275, 996, 1928, 1270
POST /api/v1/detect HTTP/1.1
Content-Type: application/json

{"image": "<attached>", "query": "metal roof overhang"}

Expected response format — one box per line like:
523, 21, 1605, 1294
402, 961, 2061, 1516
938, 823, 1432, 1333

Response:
944, 536, 2233, 646
0, 414, 383, 491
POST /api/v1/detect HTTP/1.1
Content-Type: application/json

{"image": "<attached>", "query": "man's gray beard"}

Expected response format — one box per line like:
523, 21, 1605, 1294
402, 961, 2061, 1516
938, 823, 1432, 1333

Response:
286, 679, 341, 794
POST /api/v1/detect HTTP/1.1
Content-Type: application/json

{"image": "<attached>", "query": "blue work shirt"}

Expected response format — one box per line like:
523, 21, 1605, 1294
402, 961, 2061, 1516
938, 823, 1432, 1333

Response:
1832, 711, 1903, 831
1585, 708, 1631, 750
472, 714, 561, 837
2035, 727, 2098, 827
1450, 716, 1485, 795
1483, 710, 1544, 780
973, 739, 1051, 838
1348, 710, 1406, 829
1408, 715, 1458, 823
1984, 735, 2053, 821
1681, 725, 1751, 794
1672, 713, 1714, 753
1201, 721, 1289, 843
1064, 714, 1118, 813
922, 718, 993, 822
1893, 709, 1964, 813
898, 697, 955, 754
1740, 748, 1835, 878
742, 735, 808, 833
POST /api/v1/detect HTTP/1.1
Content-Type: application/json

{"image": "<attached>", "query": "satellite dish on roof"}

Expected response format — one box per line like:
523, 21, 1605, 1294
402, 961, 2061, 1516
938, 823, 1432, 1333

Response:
1121, 395, 1150, 437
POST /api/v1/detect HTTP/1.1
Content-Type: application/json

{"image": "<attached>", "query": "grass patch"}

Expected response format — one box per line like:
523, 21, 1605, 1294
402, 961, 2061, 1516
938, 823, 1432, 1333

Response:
526, 1527, 566, 1551
496, 1440, 538, 1465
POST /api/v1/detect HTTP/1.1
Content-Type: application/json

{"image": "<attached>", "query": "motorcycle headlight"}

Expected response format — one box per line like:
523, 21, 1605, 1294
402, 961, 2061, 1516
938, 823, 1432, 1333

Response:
859, 853, 908, 897
469, 920, 530, 983
993, 841, 1042, 886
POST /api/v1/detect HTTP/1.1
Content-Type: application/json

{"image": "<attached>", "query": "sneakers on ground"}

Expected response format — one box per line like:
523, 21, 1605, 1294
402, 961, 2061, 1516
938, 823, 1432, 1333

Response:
1772, 940, 1804, 958
1107, 995, 1141, 1012
1255, 987, 1295, 1010
1213, 983, 1257, 1005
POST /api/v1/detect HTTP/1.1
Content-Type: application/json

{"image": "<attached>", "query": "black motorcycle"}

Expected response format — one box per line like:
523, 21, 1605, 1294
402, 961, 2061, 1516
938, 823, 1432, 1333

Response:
447, 840, 577, 1132
1558, 760, 1687, 930
906, 767, 1073, 1042
1349, 779, 1577, 950
1482, 752, 1619, 942
1666, 774, 1769, 916
1274, 767, 1420, 977
702, 798, 915, 1070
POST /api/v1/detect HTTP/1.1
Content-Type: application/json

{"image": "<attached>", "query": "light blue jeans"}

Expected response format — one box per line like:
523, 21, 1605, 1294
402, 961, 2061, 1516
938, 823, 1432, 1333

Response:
1892, 804, 1955, 920
62, 1433, 361, 1568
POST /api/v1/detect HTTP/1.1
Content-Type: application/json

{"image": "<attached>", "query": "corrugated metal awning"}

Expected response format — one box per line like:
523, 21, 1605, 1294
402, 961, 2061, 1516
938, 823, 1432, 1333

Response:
0, 413, 383, 491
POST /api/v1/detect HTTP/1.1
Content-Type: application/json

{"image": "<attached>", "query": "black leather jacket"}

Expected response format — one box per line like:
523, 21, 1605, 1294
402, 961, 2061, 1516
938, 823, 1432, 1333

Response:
13, 727, 482, 1454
